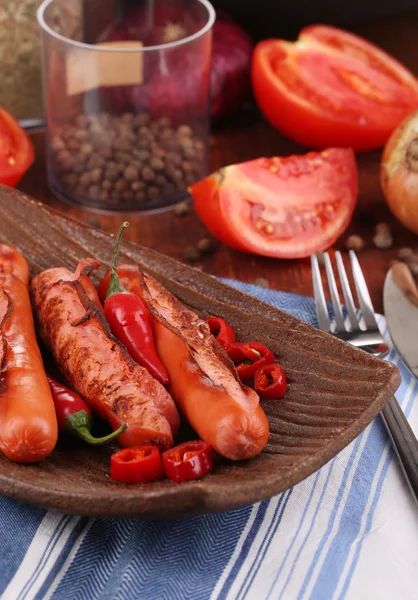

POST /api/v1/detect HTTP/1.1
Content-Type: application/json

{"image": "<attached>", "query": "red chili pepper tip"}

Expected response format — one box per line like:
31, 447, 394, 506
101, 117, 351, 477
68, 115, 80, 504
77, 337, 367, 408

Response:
47, 375, 127, 445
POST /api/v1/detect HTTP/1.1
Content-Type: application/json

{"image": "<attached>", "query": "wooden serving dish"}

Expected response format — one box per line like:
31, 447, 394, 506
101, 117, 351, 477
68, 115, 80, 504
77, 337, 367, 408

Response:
0, 187, 400, 518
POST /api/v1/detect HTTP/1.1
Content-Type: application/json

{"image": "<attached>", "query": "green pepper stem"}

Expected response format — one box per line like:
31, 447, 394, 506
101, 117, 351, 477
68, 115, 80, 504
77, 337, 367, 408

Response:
74, 423, 128, 446
107, 221, 129, 299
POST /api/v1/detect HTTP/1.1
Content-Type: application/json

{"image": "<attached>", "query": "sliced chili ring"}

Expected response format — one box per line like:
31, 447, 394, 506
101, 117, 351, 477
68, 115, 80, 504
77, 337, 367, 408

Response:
254, 363, 287, 399
162, 440, 214, 483
110, 445, 164, 484
227, 341, 275, 381
206, 316, 236, 349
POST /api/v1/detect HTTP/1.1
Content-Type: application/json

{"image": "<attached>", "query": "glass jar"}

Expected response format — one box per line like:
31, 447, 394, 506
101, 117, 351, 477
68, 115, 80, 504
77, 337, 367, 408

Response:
0, 0, 44, 120
38, 0, 214, 212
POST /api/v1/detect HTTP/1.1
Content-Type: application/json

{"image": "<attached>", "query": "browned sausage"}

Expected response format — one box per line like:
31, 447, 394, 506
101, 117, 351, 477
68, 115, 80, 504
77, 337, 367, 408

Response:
141, 273, 270, 460
31, 262, 180, 450
0, 245, 58, 463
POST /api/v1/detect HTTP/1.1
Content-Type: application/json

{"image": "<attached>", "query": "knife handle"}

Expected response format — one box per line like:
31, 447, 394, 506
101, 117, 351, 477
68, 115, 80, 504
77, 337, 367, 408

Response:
381, 397, 418, 503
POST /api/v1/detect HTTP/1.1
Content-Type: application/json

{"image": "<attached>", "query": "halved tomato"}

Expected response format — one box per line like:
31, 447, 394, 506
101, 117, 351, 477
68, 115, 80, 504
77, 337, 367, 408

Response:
252, 25, 418, 151
189, 148, 357, 259
0, 108, 34, 187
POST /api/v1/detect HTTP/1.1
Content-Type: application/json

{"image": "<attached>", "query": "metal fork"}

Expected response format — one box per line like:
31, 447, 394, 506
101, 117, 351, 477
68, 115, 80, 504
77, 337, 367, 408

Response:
311, 250, 418, 503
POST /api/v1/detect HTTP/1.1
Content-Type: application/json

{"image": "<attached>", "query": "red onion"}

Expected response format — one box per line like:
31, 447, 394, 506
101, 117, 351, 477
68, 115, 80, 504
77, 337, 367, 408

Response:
99, 7, 253, 123
210, 12, 253, 122
132, 72, 200, 124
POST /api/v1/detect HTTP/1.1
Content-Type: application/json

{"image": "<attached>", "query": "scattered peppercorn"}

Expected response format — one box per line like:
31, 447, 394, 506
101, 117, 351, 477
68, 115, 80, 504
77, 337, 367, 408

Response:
373, 222, 393, 250
197, 237, 219, 255
401, 252, 418, 273
345, 234, 364, 252
389, 247, 418, 276
406, 253, 418, 266
388, 259, 401, 269
409, 262, 418, 275
183, 246, 200, 263
398, 247, 414, 260
174, 201, 190, 217
254, 277, 270, 289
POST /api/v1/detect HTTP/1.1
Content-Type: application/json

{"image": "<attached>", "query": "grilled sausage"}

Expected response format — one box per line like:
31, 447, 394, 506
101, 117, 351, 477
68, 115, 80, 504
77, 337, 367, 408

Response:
140, 273, 270, 460
31, 263, 179, 450
0, 245, 58, 463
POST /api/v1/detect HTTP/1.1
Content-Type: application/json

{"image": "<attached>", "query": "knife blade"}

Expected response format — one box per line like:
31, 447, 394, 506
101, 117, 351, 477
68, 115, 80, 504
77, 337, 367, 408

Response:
383, 262, 418, 377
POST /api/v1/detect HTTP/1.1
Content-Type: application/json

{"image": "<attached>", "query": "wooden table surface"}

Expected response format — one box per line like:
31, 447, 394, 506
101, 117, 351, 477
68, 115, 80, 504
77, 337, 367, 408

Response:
17, 13, 418, 315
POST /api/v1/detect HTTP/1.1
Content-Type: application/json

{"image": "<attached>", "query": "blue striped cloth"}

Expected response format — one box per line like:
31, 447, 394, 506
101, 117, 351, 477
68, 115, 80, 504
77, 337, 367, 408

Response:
1, 281, 417, 600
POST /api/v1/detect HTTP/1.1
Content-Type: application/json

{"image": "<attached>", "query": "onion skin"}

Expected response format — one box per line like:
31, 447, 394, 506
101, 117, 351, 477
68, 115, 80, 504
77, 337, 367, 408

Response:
210, 13, 253, 122
381, 110, 418, 234
99, 7, 252, 123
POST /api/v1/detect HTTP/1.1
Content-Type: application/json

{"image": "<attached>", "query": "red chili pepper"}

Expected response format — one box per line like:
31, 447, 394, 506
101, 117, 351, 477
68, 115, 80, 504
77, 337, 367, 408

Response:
227, 341, 275, 381
206, 316, 236, 349
110, 445, 164, 483
162, 441, 214, 483
47, 376, 127, 445
254, 364, 287, 399
104, 222, 169, 385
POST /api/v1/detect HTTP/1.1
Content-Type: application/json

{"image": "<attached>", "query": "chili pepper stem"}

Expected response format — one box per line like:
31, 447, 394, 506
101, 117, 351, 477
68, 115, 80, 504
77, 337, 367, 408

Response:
107, 222, 130, 299
74, 423, 127, 446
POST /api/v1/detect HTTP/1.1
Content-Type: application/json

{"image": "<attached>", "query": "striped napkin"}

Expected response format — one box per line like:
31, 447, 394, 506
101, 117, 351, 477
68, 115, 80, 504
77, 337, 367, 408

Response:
1, 281, 417, 600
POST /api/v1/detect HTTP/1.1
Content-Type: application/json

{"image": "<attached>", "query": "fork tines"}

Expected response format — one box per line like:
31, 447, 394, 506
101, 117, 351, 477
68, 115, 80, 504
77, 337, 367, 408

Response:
311, 251, 379, 334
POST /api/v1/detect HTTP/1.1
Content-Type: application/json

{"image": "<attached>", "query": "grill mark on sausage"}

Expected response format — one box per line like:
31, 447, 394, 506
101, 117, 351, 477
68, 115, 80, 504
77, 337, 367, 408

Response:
31, 264, 180, 448
140, 272, 259, 412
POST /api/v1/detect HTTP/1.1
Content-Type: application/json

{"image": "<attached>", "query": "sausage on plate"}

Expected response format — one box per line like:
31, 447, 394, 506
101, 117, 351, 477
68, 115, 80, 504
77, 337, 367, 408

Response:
31, 262, 180, 450
0, 244, 58, 463
140, 273, 270, 460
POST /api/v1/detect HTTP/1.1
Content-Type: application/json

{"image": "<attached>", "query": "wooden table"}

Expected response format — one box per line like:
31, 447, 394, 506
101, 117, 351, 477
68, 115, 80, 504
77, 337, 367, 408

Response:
17, 13, 418, 314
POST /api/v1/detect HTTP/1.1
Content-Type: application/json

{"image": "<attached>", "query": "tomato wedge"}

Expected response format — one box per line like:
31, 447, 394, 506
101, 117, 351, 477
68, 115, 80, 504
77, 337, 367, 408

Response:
189, 148, 358, 259
252, 25, 418, 151
0, 108, 34, 187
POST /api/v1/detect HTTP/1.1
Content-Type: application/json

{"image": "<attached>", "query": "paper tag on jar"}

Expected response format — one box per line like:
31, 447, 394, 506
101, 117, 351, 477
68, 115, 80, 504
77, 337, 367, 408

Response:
66, 40, 144, 95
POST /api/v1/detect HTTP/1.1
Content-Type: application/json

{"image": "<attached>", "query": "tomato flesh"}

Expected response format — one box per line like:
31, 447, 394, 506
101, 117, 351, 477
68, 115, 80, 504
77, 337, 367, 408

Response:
0, 108, 34, 187
252, 25, 418, 151
301, 25, 418, 88
189, 148, 358, 259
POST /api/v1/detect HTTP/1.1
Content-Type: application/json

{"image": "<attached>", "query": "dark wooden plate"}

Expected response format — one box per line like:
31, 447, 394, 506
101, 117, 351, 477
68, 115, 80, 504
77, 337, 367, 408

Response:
0, 187, 401, 518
